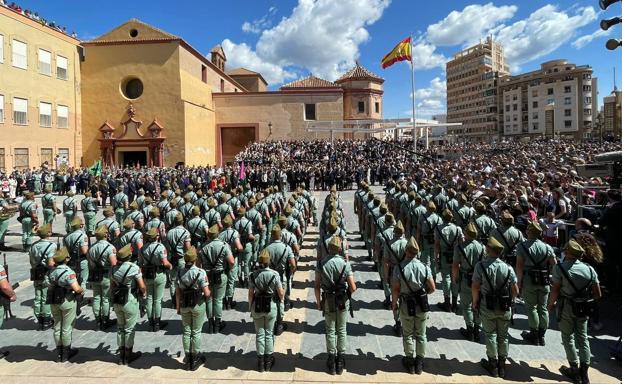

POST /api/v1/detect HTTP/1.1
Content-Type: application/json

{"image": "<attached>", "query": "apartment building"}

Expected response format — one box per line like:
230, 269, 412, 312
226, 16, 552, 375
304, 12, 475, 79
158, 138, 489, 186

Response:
603, 90, 622, 138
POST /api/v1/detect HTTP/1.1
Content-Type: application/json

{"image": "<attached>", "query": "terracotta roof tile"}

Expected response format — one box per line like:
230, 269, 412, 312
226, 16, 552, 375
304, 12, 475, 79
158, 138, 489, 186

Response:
280, 75, 339, 89
336, 62, 384, 83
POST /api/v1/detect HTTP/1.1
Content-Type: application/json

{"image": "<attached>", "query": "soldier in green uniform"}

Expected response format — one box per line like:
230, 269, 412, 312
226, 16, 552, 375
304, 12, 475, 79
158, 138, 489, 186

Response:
176, 246, 211, 371
472, 237, 519, 379
375, 213, 395, 308
140, 228, 172, 331
455, 194, 475, 229
473, 201, 496, 245
452, 223, 485, 341
111, 244, 146, 365
417, 201, 442, 280
0, 192, 13, 250
234, 206, 255, 288
142, 196, 154, 220
0, 262, 17, 357
166, 213, 191, 306
126, 201, 145, 231
188, 206, 209, 248
157, 192, 171, 219
204, 197, 222, 230
46, 247, 84, 362
216, 193, 234, 222
408, 195, 426, 241
391, 237, 434, 374
219, 215, 243, 310
81, 191, 98, 236
490, 211, 524, 268
112, 185, 129, 224
516, 221, 556, 346
135, 189, 146, 211
88, 225, 117, 331
19, 191, 38, 251
165, 199, 181, 230
29, 224, 56, 330
264, 225, 296, 334
250, 249, 284, 372
63, 217, 89, 295
246, 197, 263, 265
144, 207, 166, 240
199, 224, 234, 334
97, 207, 121, 244
62, 191, 78, 234
548, 240, 601, 384
384, 220, 408, 335
41, 186, 59, 226
435, 209, 464, 312
180, 195, 194, 225
117, 218, 143, 263
315, 236, 356, 375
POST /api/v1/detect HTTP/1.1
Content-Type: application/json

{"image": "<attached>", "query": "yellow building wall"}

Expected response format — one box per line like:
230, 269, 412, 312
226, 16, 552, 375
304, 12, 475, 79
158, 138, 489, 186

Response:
81, 42, 185, 166
214, 92, 343, 140
0, 7, 81, 170
179, 48, 241, 94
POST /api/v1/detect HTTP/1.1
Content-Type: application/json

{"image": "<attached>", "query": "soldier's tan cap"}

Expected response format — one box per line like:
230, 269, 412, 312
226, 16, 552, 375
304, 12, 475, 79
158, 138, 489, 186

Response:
117, 244, 132, 260
103, 207, 114, 217
129, 201, 139, 210
328, 236, 342, 255
192, 206, 201, 216
174, 212, 184, 226
500, 211, 514, 223
207, 198, 217, 208
184, 246, 198, 263
385, 213, 395, 226
487, 237, 504, 254
394, 220, 405, 235
278, 215, 288, 227
284, 206, 293, 215
144, 196, 153, 204
208, 224, 220, 239
564, 239, 585, 258
66, 190, 75, 197
237, 206, 246, 215
144, 228, 159, 241
70, 217, 83, 230
222, 215, 233, 227
458, 193, 467, 203
258, 249, 270, 265
37, 224, 52, 237
149, 207, 160, 218
271, 224, 282, 239
327, 215, 338, 232
53, 247, 69, 263
379, 204, 388, 215
464, 222, 478, 238
95, 225, 109, 240
442, 209, 454, 221
122, 218, 134, 230
526, 221, 543, 236
427, 201, 437, 211
330, 185, 337, 193
405, 237, 420, 256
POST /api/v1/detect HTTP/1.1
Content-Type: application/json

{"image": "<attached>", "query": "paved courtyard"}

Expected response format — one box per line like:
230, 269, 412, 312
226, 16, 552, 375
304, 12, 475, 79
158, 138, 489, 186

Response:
0, 188, 621, 383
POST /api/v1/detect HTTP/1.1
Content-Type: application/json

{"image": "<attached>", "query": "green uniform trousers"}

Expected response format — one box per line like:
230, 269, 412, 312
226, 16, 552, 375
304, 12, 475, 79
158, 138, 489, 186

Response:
480, 307, 511, 359
523, 279, 550, 330
33, 280, 51, 317
439, 255, 457, 297
380, 261, 391, 298
238, 243, 253, 281
459, 277, 480, 328
251, 239, 260, 266
400, 303, 428, 358
43, 209, 55, 226
76, 259, 89, 292
252, 304, 277, 355
168, 260, 184, 301
21, 217, 34, 249
92, 276, 111, 319
114, 294, 139, 348
420, 241, 436, 277
181, 301, 206, 354
84, 212, 96, 235
146, 272, 166, 321
324, 301, 349, 354
51, 297, 77, 347
64, 212, 76, 234
0, 218, 9, 245
206, 274, 227, 319
558, 299, 591, 364
225, 259, 238, 298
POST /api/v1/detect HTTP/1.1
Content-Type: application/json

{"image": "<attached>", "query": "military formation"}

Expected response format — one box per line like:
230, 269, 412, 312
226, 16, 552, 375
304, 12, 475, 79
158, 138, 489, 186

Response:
0, 153, 608, 382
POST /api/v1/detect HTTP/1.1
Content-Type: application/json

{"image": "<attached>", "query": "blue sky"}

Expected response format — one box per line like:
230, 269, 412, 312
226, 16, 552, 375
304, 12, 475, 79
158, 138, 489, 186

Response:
15, 0, 622, 119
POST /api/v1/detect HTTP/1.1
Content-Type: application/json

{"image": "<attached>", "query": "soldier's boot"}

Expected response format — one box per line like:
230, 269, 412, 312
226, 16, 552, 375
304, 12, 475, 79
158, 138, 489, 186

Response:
560, 362, 581, 384
37, 316, 44, 331
44, 316, 55, 330
64, 345, 79, 362
206, 318, 214, 334
538, 328, 546, 346
189, 353, 205, 371
438, 296, 451, 312
154, 318, 168, 332
274, 321, 285, 336
117, 347, 126, 365
94, 316, 101, 331
521, 329, 539, 345
56, 346, 64, 363
101, 316, 116, 331
382, 296, 391, 310
183, 353, 191, 370
498, 357, 507, 379
481, 357, 499, 378
264, 354, 275, 372
327, 353, 336, 375
215, 318, 226, 333
402, 356, 415, 374
257, 355, 265, 372
335, 353, 345, 375
223, 297, 230, 310
473, 325, 481, 342
580, 363, 591, 384
125, 347, 142, 365
372, 262, 378, 272
393, 320, 402, 337
451, 295, 458, 313
459, 326, 473, 341
414, 356, 424, 375
229, 297, 237, 309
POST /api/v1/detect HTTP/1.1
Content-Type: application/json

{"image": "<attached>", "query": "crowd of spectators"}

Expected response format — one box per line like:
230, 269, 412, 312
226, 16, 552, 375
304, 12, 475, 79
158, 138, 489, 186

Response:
1, 1, 77, 38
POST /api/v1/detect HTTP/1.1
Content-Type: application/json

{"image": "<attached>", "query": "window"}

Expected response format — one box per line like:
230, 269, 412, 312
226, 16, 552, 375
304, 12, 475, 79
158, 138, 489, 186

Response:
358, 101, 365, 113
505, 105, 510, 112
505, 115, 510, 122
564, 86, 571, 93
13, 97, 28, 125
564, 109, 572, 117
513, 104, 518, 111
583, 85, 591, 92
512, 94, 517, 101
40, 148, 53, 165
56, 55, 68, 80
57, 105, 68, 128
547, 88, 554, 95
220, 79, 224, 92
58, 148, 69, 162
0, 95, 3, 122
202, 65, 207, 83
564, 120, 572, 128
14, 148, 29, 170
38, 49, 51, 75
532, 101, 538, 108
585, 97, 592, 104
122, 77, 143, 99
304, 103, 316, 120
532, 113, 538, 120
564, 97, 571, 105
545, 98, 554, 105
0, 148, 4, 171
531, 89, 538, 97
584, 108, 592, 116
39, 102, 52, 127
375, 102, 380, 114
12, 39, 27, 69
0, 34, 3, 63
532, 122, 539, 131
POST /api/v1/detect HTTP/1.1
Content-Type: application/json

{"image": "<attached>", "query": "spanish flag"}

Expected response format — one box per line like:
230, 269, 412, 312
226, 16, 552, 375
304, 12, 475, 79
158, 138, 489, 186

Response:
381, 37, 412, 69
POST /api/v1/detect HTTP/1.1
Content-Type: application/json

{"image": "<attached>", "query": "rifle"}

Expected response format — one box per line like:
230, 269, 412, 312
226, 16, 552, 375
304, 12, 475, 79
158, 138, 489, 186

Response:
2, 253, 18, 320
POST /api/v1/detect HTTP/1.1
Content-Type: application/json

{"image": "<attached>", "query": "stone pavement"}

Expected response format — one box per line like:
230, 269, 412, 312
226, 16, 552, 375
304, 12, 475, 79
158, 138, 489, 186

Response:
0, 189, 621, 383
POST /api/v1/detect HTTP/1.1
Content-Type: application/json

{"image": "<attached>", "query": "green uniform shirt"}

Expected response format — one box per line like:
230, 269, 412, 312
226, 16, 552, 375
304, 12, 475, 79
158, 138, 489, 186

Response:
118, 229, 142, 252
418, 212, 443, 243
455, 239, 486, 273
166, 226, 190, 259
127, 210, 144, 226
472, 257, 517, 296
265, 240, 294, 274
516, 239, 555, 275
46, 264, 77, 290
317, 255, 353, 292
436, 223, 463, 255
216, 203, 232, 220
144, 217, 165, 234
63, 197, 76, 214
88, 240, 115, 268
96, 217, 119, 239
386, 237, 407, 266
42, 193, 55, 210
490, 226, 524, 258
20, 199, 37, 217
199, 239, 231, 272
29, 239, 57, 268
218, 228, 240, 251
164, 208, 180, 229
187, 216, 208, 242
111, 262, 141, 288
552, 260, 599, 299
392, 258, 431, 295
113, 192, 128, 210
205, 209, 221, 228
474, 214, 497, 241
456, 205, 475, 228
140, 241, 167, 267
176, 265, 208, 290
281, 228, 298, 252
63, 230, 88, 258
234, 216, 253, 243
250, 268, 282, 296
81, 197, 98, 213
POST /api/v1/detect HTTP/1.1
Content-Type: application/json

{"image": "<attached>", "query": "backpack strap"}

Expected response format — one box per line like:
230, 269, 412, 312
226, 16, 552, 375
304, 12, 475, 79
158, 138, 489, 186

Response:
557, 264, 594, 298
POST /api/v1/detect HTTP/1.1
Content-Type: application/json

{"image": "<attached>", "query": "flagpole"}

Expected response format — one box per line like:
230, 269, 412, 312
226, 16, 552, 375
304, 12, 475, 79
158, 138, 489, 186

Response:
410, 34, 417, 152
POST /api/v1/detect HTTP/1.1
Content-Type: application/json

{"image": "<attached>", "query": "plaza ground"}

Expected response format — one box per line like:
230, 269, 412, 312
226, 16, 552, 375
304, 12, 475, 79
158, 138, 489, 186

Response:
0, 188, 621, 383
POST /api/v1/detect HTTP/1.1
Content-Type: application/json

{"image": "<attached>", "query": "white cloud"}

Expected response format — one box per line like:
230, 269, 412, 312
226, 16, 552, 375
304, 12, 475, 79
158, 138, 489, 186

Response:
573, 27, 612, 49
413, 77, 446, 116
494, 5, 597, 70
411, 40, 448, 70
223, 0, 391, 85
242, 6, 278, 34
221, 39, 297, 85
427, 3, 517, 46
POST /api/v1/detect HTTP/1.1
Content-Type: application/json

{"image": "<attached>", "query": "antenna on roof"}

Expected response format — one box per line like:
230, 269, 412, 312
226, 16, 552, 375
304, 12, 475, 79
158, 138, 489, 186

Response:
614, 67, 618, 92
